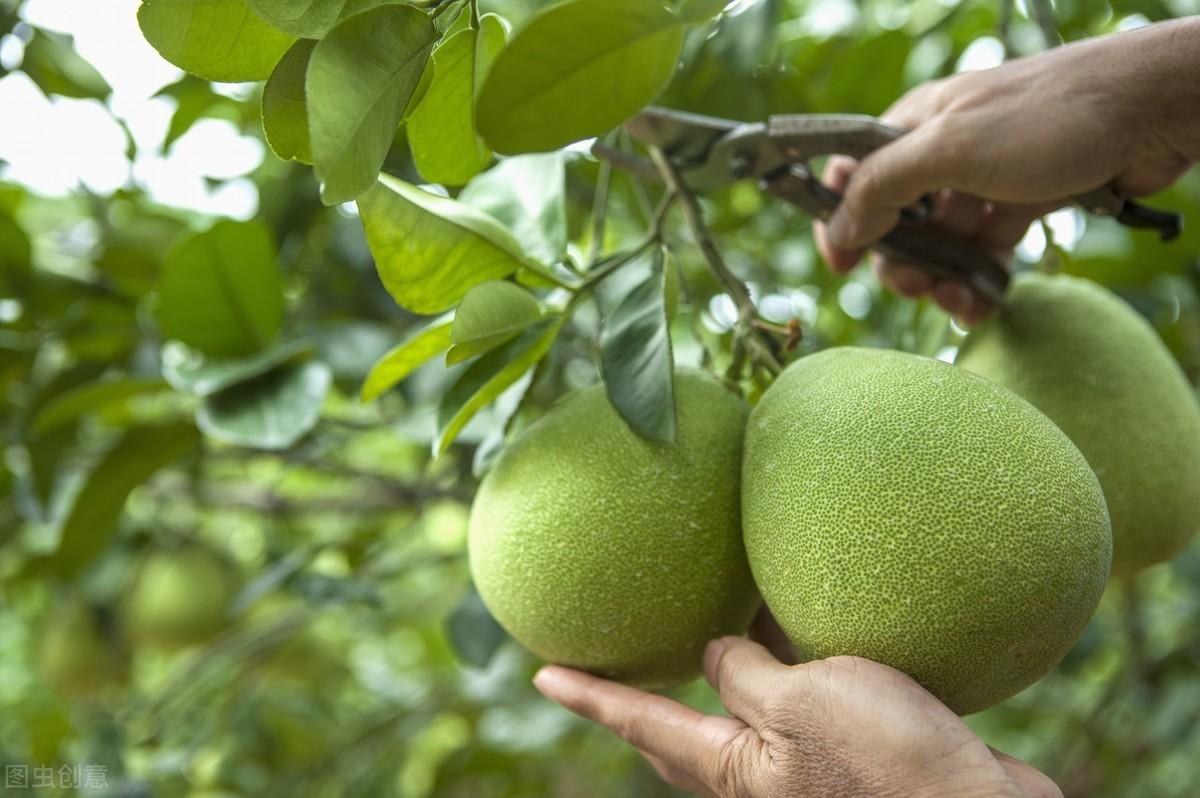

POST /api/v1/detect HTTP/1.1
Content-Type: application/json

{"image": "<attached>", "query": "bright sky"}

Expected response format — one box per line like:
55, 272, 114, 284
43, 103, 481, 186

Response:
0, 0, 264, 217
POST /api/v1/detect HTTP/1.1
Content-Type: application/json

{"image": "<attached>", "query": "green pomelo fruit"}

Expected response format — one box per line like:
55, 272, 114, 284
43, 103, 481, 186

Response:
468, 370, 760, 688
124, 545, 237, 649
957, 273, 1200, 577
37, 597, 129, 697
743, 347, 1111, 714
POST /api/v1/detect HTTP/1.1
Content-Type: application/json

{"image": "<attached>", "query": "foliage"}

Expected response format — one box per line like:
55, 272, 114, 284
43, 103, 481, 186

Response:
1, 0, 1199, 796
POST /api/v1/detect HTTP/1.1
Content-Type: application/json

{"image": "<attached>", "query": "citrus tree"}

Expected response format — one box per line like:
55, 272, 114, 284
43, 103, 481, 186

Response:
2, 0, 1199, 796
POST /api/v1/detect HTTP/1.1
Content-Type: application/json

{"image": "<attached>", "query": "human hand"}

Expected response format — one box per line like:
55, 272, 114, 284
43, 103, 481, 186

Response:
534, 636, 1062, 798
814, 19, 1197, 324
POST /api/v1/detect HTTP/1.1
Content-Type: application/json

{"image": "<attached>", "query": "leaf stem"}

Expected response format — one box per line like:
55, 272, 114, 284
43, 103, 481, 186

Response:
520, 258, 575, 290
575, 189, 675, 294
647, 147, 783, 376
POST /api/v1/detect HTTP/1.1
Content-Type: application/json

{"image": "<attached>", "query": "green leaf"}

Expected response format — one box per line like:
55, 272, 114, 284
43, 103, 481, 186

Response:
307, 4, 437, 204
0, 208, 32, 296
20, 28, 111, 99
262, 38, 317, 164
246, 0, 393, 37
600, 249, 675, 442
197, 360, 332, 450
32, 377, 171, 435
162, 339, 314, 397
459, 153, 567, 265
408, 15, 508, 186
358, 176, 531, 314
360, 315, 453, 402
138, 0, 296, 83
156, 76, 243, 151
156, 220, 285, 359
247, 0, 343, 36
678, 0, 730, 23
446, 584, 508, 668
51, 423, 200, 577
447, 280, 541, 365
435, 317, 562, 454
476, 0, 684, 154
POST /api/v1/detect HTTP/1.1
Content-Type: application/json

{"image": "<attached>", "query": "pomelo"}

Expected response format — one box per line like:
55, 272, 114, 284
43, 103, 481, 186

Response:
124, 544, 237, 648
742, 347, 1111, 714
37, 597, 129, 697
468, 370, 759, 688
957, 272, 1200, 576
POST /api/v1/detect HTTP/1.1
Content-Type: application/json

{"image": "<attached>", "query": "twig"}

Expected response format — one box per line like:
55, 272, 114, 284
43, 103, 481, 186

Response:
206, 448, 448, 494
619, 128, 657, 222
170, 481, 470, 514
586, 136, 616, 267
997, 0, 1015, 57
1027, 0, 1062, 49
576, 190, 675, 293
648, 147, 783, 376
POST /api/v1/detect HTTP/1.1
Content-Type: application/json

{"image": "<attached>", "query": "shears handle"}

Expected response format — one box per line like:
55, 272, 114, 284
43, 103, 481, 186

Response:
764, 166, 1010, 304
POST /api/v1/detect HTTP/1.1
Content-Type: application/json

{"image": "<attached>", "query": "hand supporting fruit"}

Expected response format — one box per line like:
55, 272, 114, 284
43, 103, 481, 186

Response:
534, 636, 1062, 798
815, 16, 1200, 323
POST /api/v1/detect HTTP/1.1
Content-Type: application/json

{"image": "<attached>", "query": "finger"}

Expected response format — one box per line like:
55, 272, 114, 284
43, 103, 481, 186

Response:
826, 123, 954, 252
880, 78, 951, 129
931, 190, 991, 239
639, 751, 715, 797
873, 258, 935, 299
956, 293, 995, 326
816, 156, 865, 273
978, 202, 1058, 252
533, 666, 744, 786
932, 280, 975, 320
703, 636, 790, 727
991, 749, 1063, 798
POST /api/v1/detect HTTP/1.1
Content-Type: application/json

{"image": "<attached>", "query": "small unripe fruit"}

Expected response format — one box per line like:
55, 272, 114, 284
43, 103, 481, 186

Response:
124, 544, 237, 648
37, 597, 128, 697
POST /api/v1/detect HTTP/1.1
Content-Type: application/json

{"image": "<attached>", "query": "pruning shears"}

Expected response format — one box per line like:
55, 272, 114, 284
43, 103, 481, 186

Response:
600, 106, 1183, 305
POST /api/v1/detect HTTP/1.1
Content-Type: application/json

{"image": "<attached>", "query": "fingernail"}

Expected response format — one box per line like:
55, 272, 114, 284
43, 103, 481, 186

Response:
533, 666, 562, 697
705, 638, 728, 661
703, 637, 729, 682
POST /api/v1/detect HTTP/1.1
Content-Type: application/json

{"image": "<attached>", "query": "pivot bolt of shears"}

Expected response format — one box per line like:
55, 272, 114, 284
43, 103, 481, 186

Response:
729, 150, 757, 180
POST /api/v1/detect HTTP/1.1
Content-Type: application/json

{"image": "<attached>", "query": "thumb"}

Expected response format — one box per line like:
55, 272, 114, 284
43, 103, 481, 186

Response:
704, 636, 790, 727
825, 123, 951, 251
991, 749, 1064, 798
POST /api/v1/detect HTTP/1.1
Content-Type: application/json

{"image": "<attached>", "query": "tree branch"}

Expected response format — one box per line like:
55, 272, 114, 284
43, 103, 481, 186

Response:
648, 147, 783, 376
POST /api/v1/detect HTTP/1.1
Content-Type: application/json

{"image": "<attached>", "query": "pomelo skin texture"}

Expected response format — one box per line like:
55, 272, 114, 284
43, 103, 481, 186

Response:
742, 348, 1111, 715
957, 273, 1200, 577
468, 370, 760, 688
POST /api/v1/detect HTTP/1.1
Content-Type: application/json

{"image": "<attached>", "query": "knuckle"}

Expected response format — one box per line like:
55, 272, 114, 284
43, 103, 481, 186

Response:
845, 164, 884, 207
610, 713, 647, 748
713, 733, 758, 798
717, 650, 746, 688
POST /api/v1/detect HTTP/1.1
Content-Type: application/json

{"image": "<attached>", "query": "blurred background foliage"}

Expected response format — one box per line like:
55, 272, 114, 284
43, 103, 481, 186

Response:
1, 0, 1199, 796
